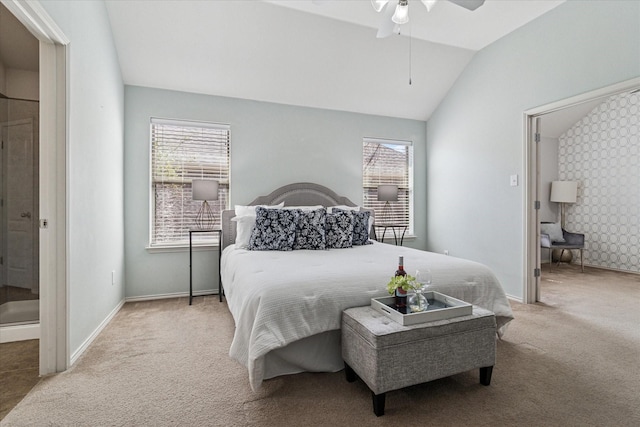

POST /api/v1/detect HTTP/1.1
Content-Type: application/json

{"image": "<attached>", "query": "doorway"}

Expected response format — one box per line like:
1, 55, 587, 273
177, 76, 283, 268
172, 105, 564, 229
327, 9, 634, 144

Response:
524, 77, 640, 303
1, 0, 69, 375
0, 2, 40, 335
0, 104, 40, 327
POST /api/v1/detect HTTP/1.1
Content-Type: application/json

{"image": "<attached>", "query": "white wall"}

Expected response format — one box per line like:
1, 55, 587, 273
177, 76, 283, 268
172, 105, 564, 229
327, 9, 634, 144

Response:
539, 136, 559, 223
5, 69, 38, 101
426, 0, 640, 298
40, 0, 125, 355
124, 85, 426, 298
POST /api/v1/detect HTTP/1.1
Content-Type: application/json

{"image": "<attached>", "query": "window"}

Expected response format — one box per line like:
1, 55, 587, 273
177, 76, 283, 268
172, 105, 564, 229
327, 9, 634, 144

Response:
150, 118, 230, 247
362, 138, 413, 234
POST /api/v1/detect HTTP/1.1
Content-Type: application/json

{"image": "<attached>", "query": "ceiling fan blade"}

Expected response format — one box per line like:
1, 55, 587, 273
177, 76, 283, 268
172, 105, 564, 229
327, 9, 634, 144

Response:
376, 2, 397, 38
447, 0, 485, 11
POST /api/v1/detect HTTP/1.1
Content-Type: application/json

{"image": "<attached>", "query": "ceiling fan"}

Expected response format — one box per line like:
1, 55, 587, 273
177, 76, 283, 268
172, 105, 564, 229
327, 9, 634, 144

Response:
372, 0, 486, 38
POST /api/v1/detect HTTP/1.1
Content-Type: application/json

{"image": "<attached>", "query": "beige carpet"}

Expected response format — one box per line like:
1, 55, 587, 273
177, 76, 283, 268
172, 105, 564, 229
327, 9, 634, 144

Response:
2, 265, 639, 426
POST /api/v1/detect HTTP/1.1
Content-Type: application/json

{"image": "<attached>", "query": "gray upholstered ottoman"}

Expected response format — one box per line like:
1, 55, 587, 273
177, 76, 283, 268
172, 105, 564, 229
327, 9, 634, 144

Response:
342, 305, 496, 416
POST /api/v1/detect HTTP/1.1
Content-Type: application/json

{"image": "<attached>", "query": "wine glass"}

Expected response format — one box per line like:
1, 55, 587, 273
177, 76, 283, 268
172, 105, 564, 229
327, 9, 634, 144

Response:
415, 269, 432, 292
415, 269, 432, 304
408, 269, 431, 312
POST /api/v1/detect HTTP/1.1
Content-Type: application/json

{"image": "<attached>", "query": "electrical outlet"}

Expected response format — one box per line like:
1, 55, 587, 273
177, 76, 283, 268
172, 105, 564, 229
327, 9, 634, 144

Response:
444, 250, 449, 256
111, 270, 115, 286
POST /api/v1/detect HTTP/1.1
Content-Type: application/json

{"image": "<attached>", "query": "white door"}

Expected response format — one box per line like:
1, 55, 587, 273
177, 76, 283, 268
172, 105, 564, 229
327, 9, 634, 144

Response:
3, 119, 35, 291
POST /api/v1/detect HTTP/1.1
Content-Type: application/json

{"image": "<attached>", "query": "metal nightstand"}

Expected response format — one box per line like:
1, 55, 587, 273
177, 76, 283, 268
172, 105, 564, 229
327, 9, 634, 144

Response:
189, 229, 223, 305
373, 224, 408, 246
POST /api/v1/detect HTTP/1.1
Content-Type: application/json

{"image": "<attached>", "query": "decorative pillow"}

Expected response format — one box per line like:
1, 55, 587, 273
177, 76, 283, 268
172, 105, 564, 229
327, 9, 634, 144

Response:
541, 222, 565, 243
249, 207, 300, 251
325, 210, 353, 249
293, 208, 327, 250
335, 208, 371, 246
232, 203, 285, 248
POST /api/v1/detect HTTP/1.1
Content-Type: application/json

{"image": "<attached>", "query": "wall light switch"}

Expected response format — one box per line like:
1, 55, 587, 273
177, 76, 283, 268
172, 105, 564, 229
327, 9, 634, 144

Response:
510, 174, 518, 187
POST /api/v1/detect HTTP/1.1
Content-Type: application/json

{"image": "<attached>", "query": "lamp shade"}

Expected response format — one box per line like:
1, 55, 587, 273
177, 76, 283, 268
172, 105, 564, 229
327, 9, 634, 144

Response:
192, 179, 219, 201
377, 184, 398, 202
550, 181, 577, 203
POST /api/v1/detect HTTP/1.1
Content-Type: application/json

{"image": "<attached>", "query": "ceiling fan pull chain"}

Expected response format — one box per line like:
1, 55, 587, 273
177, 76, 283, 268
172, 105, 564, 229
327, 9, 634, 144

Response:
409, 23, 412, 85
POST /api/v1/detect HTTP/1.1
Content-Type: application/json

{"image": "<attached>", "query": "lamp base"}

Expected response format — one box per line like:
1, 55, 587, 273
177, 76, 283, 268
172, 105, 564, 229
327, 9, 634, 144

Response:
195, 201, 216, 230
552, 249, 573, 264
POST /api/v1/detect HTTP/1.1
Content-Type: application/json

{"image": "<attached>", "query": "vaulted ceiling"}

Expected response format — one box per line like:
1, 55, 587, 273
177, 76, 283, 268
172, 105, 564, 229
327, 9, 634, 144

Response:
104, 0, 565, 121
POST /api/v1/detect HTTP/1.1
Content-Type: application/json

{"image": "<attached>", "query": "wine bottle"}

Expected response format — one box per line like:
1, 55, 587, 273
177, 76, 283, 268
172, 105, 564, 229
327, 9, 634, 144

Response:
394, 256, 407, 314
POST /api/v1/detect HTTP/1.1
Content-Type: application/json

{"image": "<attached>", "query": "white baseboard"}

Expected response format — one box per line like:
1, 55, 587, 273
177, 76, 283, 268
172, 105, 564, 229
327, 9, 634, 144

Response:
0, 323, 40, 343
506, 293, 523, 304
70, 299, 125, 366
125, 289, 218, 303
583, 264, 639, 275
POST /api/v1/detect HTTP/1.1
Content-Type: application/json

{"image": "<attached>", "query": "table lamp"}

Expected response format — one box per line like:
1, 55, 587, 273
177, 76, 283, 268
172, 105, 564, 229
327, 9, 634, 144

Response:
550, 181, 577, 229
192, 179, 219, 230
377, 184, 398, 224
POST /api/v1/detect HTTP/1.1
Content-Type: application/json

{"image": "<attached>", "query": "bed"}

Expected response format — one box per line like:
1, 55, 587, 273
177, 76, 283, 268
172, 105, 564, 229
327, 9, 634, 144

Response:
220, 183, 514, 391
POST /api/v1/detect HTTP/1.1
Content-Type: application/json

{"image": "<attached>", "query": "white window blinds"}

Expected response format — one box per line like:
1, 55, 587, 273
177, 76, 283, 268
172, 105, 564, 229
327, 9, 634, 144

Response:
150, 118, 230, 246
362, 138, 413, 231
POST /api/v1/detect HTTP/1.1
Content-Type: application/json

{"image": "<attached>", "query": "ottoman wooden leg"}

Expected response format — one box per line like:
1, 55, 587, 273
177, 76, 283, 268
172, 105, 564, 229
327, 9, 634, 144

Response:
372, 392, 386, 417
344, 363, 357, 383
480, 366, 493, 386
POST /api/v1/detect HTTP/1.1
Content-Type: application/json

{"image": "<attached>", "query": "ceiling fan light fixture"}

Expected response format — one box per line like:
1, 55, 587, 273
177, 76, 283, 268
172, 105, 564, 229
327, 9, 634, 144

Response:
391, 0, 409, 25
421, 0, 438, 12
371, 0, 390, 13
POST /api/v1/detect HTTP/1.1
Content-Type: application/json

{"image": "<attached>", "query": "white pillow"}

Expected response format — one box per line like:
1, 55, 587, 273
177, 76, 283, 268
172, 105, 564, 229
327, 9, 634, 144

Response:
327, 205, 360, 213
541, 222, 565, 243
234, 202, 284, 216
231, 215, 257, 249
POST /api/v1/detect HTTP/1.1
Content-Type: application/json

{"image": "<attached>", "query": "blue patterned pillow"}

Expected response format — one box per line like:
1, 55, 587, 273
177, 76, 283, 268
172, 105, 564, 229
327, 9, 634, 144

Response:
325, 210, 353, 249
335, 209, 372, 246
293, 208, 326, 250
249, 207, 300, 251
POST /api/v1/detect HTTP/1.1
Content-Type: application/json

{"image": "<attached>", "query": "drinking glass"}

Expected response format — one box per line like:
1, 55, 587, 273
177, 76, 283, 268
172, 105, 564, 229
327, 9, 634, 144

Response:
415, 269, 432, 290
415, 269, 432, 304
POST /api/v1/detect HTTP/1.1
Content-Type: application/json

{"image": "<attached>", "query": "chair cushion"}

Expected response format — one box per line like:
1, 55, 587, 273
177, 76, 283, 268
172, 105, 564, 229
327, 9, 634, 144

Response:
541, 222, 565, 243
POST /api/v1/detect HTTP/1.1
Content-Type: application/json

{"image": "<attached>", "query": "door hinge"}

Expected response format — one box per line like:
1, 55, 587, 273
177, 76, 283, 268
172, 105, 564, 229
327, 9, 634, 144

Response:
535, 133, 541, 143
534, 200, 541, 210
534, 268, 541, 277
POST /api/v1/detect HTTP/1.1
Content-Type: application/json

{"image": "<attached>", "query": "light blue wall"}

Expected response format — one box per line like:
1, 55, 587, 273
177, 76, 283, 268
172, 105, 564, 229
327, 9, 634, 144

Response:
426, 0, 640, 299
124, 86, 427, 298
40, 1, 125, 354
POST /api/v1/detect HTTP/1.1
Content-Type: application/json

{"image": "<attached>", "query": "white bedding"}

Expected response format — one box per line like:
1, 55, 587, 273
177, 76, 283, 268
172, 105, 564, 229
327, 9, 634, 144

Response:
221, 241, 514, 391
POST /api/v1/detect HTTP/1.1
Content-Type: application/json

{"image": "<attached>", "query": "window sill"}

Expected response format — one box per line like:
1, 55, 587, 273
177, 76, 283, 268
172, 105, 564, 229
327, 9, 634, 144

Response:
145, 243, 219, 254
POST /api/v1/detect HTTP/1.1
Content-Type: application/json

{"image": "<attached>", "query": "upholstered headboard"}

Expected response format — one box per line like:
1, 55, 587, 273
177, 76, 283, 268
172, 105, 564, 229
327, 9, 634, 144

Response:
221, 182, 373, 250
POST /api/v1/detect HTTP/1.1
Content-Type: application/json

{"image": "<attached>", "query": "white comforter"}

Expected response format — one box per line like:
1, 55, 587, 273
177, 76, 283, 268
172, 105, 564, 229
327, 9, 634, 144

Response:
221, 241, 514, 391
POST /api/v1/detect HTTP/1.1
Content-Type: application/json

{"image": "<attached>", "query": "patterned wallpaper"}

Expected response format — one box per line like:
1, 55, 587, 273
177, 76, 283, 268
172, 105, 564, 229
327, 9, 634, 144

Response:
558, 91, 639, 273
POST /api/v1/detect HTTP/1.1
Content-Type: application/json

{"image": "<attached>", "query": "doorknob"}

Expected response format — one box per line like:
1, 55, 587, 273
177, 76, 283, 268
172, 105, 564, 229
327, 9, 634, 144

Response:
21, 212, 32, 218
